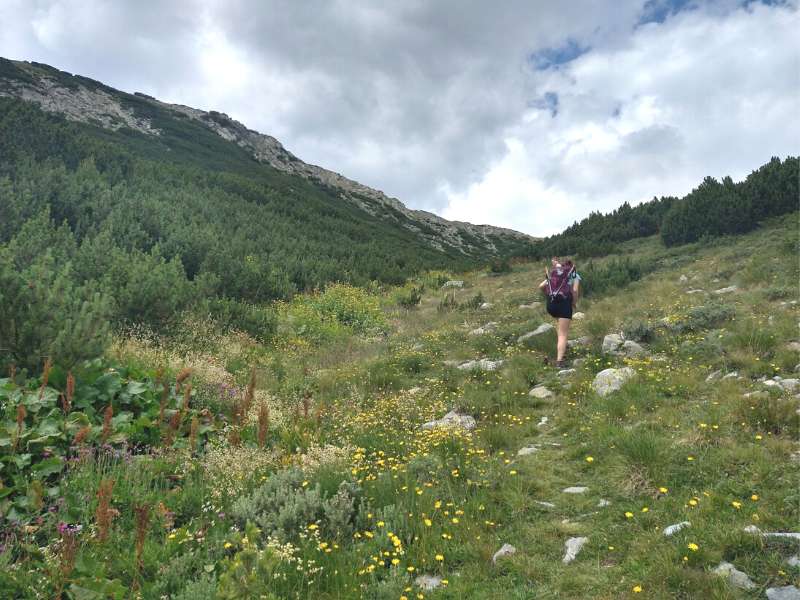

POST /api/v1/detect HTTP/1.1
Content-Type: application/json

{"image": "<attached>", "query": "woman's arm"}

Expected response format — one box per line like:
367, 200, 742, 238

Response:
539, 279, 548, 296
571, 280, 581, 307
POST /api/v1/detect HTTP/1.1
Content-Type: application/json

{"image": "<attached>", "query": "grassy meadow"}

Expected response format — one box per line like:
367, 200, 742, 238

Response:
2, 213, 799, 599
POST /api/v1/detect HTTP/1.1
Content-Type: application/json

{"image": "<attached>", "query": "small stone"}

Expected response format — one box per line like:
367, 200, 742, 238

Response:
567, 336, 591, 348
557, 368, 576, 378
621, 340, 646, 357
480, 302, 493, 310
442, 280, 464, 289
706, 370, 722, 383
592, 367, 636, 397
663, 521, 691, 536
686, 288, 705, 294
743, 391, 768, 399
779, 379, 800, 393
421, 411, 476, 431
572, 312, 585, 320
562, 486, 588, 494
537, 416, 549, 427
415, 575, 442, 590
714, 285, 738, 294
597, 499, 611, 508
457, 358, 504, 371
786, 342, 800, 352
764, 532, 800, 541
766, 586, 800, 600
407, 387, 422, 395
713, 562, 756, 590
492, 543, 516, 564
469, 322, 499, 336
720, 371, 739, 381
562, 537, 588, 564
517, 446, 539, 456
788, 555, 800, 567
518, 323, 554, 343
679, 274, 688, 283
534, 500, 556, 508
572, 358, 587, 367
529, 385, 554, 399
602, 333, 624, 354
743, 525, 762, 534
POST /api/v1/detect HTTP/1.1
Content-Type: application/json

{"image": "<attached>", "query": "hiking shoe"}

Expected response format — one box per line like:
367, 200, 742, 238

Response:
555, 360, 567, 369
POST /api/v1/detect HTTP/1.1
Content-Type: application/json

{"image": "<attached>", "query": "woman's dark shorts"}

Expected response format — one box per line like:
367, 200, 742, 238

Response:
546, 296, 573, 320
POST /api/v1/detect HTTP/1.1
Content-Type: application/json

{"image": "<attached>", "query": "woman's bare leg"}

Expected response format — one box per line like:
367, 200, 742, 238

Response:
557, 318, 571, 362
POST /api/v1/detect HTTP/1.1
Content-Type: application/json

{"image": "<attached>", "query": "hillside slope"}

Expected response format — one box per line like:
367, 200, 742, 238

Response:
0, 58, 531, 257
2, 214, 798, 598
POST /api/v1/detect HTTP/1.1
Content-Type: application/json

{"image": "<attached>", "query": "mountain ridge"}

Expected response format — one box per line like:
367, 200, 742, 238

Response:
0, 57, 533, 255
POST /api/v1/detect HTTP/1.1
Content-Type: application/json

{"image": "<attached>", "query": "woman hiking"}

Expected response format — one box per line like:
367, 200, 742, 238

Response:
539, 257, 581, 368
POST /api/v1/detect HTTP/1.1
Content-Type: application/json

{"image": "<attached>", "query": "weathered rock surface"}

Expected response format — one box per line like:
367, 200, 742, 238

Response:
572, 312, 585, 320
714, 285, 739, 294
567, 336, 591, 348
562, 537, 588, 564
562, 486, 588, 494
457, 358, 504, 371
663, 521, 691, 537
421, 411, 476, 431
518, 323, 554, 342
469, 322, 499, 336
480, 302, 494, 310
766, 586, 800, 600
492, 543, 516, 564
415, 575, 442, 590
712, 562, 755, 590
442, 280, 464, 289
529, 386, 554, 399
517, 446, 539, 456
592, 367, 636, 397
602, 333, 625, 354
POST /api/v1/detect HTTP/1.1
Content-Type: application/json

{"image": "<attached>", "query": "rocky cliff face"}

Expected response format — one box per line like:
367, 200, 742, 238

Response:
0, 59, 533, 255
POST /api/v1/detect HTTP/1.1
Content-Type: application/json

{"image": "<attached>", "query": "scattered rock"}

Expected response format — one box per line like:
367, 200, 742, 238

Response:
518, 323, 554, 343
529, 386, 554, 399
519, 302, 541, 310
706, 370, 722, 383
712, 562, 756, 590
788, 555, 800, 568
766, 586, 800, 600
686, 289, 705, 295
492, 543, 516, 564
621, 340, 647, 357
557, 368, 576, 378
443, 360, 460, 367
421, 411, 476, 431
714, 285, 739, 295
597, 499, 611, 508
537, 416, 549, 427
442, 280, 464, 289
663, 521, 691, 536
469, 322, 499, 336
517, 446, 539, 456
567, 336, 591, 348
572, 358, 587, 367
765, 532, 800, 541
592, 367, 636, 397
787, 342, 800, 352
480, 302, 494, 310
572, 312, 585, 320
562, 537, 588, 564
534, 500, 556, 508
721, 372, 740, 381
679, 274, 689, 283
562, 486, 588, 494
415, 575, 443, 590
602, 333, 625, 354
457, 358, 504, 371
743, 525, 762, 535
407, 387, 422, 395
779, 379, 800, 393
743, 391, 768, 399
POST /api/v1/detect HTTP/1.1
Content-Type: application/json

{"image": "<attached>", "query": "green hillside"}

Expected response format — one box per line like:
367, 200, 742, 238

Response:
2, 213, 798, 598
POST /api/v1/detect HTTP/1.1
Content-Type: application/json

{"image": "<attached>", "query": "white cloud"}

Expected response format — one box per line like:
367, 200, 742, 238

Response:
0, 1, 797, 236
444, 1, 800, 235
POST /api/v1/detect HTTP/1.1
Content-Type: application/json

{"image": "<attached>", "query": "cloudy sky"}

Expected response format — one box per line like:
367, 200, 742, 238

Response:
1, 0, 797, 236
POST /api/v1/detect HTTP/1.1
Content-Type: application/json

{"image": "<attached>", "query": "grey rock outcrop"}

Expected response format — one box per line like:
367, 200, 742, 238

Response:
518, 323, 554, 342
421, 411, 476, 431
712, 562, 756, 590
766, 586, 800, 600
562, 537, 588, 564
663, 522, 691, 537
714, 285, 739, 294
457, 358, 504, 371
529, 386, 554, 399
592, 367, 636, 397
492, 543, 516, 564
415, 575, 442, 590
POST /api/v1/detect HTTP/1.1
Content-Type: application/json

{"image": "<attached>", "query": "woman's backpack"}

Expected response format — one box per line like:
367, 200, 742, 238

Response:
547, 265, 574, 302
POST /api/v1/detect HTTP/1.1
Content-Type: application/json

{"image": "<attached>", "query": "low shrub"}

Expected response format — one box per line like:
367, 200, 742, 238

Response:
622, 318, 655, 343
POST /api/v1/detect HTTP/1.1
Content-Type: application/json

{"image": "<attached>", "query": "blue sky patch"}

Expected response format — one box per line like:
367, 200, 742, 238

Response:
530, 39, 590, 70
529, 92, 559, 117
